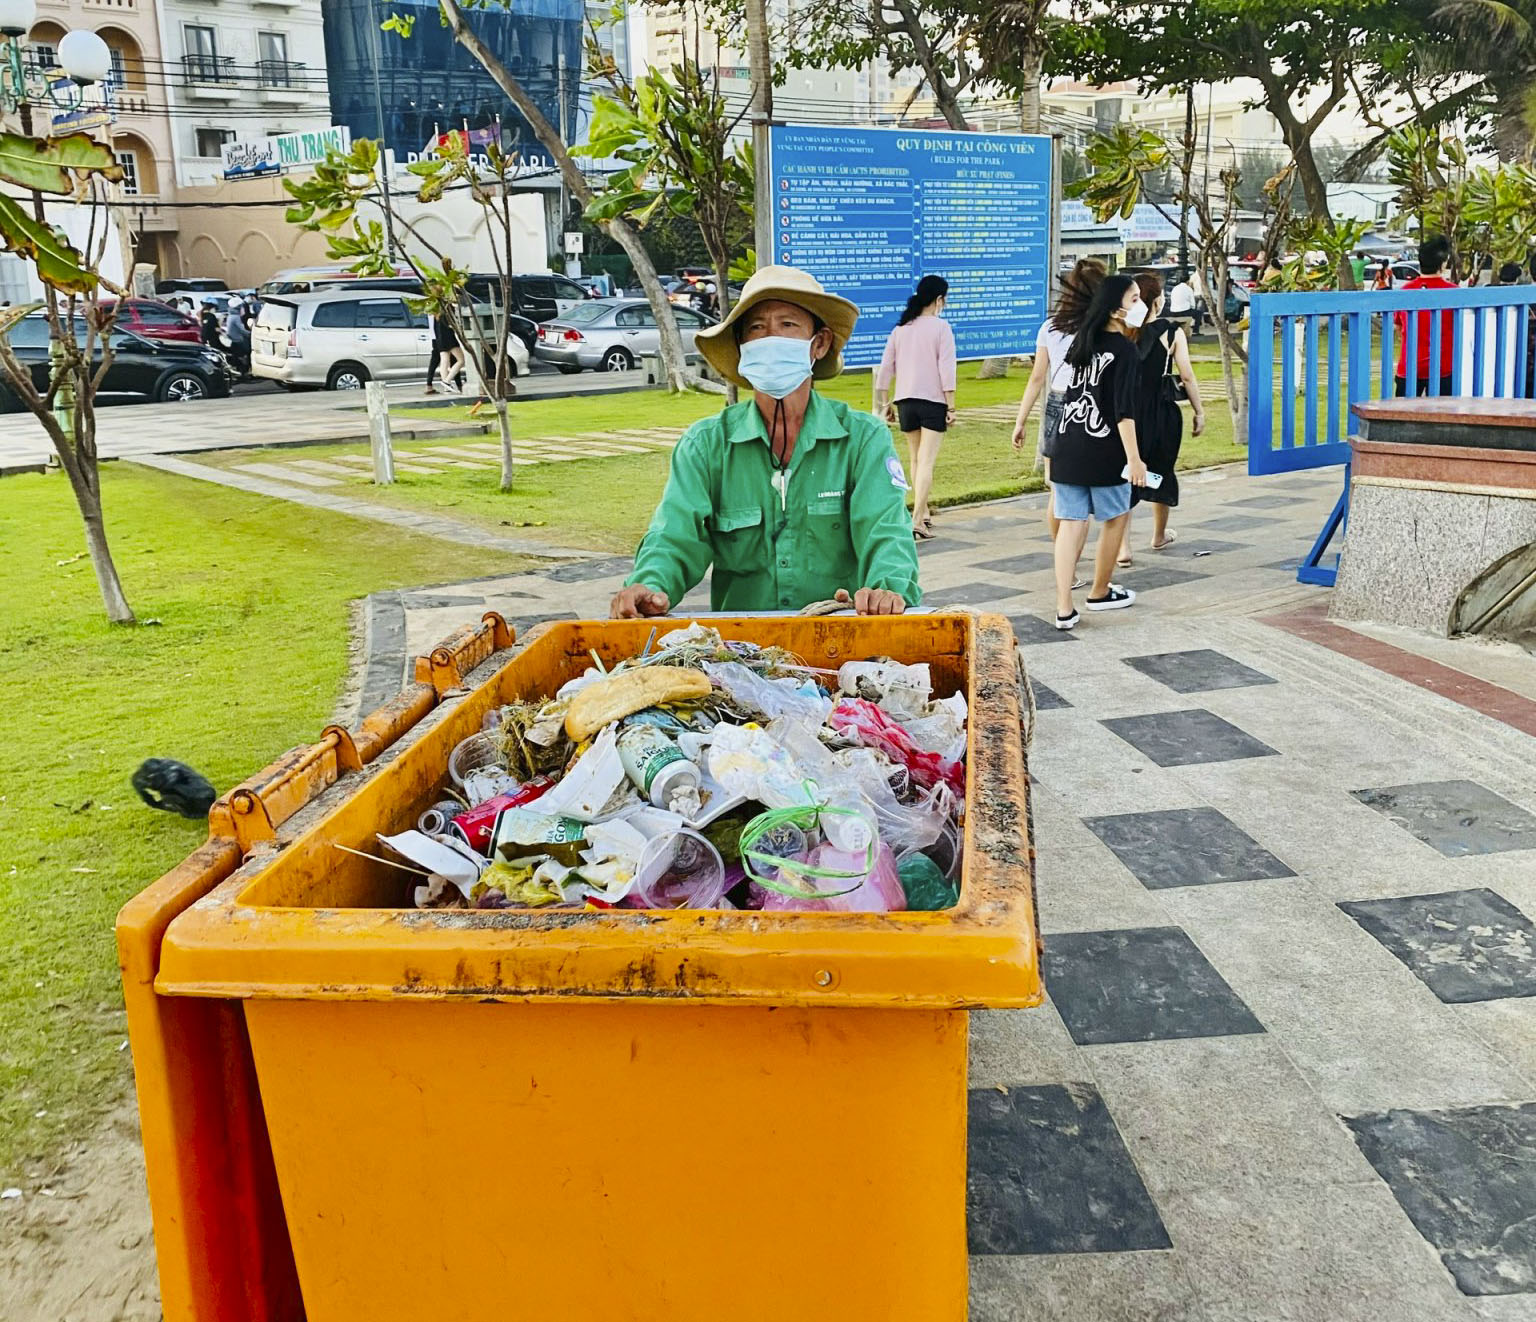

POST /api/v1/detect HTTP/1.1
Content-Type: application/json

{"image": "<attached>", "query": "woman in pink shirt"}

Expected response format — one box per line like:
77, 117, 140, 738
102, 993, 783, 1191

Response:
873, 275, 958, 538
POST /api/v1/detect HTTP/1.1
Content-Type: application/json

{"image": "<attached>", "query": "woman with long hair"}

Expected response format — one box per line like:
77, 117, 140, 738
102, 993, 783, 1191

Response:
1048, 273, 1148, 630
1116, 272, 1205, 566
874, 274, 957, 539
1010, 259, 1106, 540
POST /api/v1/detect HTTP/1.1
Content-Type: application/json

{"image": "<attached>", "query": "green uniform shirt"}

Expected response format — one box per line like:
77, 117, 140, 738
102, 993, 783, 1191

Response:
627, 391, 922, 612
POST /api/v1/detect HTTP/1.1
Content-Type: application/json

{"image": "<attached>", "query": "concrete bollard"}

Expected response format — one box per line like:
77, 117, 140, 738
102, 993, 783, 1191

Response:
366, 381, 394, 485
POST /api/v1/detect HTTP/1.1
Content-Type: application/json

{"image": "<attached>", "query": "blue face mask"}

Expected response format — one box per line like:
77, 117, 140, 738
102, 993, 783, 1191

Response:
738, 335, 815, 399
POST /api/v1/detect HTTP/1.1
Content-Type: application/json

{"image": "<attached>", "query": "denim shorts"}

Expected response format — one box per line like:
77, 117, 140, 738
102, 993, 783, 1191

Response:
1053, 481, 1132, 522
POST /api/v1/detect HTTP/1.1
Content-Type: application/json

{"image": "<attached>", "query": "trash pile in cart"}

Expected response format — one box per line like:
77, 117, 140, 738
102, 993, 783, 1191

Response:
377, 623, 967, 912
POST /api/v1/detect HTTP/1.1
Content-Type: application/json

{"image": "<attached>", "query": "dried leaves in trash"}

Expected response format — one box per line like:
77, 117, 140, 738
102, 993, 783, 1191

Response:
493, 701, 574, 782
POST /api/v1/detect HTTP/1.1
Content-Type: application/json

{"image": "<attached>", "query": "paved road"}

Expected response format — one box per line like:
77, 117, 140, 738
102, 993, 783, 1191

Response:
0, 367, 650, 472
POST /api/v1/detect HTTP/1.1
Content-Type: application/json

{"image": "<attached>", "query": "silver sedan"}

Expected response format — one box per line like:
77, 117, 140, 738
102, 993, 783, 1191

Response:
533, 297, 715, 373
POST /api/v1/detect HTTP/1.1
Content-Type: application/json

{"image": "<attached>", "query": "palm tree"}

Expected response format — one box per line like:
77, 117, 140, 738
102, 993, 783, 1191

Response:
1433, 0, 1536, 157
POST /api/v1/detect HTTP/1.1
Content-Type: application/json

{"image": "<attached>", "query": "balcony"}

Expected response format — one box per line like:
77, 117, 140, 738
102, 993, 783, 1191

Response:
180, 53, 240, 101
256, 59, 317, 104
83, 0, 140, 10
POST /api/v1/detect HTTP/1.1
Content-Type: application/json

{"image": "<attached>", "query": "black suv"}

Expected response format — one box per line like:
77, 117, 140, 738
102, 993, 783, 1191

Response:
506, 273, 592, 322
0, 314, 236, 407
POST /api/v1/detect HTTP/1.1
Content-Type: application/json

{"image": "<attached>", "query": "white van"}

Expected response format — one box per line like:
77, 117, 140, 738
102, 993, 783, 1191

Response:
252, 290, 528, 391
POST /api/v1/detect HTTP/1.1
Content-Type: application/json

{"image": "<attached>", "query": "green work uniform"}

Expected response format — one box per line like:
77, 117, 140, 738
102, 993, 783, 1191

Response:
626, 391, 922, 612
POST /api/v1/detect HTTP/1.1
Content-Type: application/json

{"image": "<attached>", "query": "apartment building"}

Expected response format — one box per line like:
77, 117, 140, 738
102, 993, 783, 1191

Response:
154, 0, 331, 187
24, 0, 179, 274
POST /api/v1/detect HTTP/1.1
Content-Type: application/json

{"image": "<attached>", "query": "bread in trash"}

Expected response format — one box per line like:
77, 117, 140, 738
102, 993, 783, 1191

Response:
564, 666, 712, 741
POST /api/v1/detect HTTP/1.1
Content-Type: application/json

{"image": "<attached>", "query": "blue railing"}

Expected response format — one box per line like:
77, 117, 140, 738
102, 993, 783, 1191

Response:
1246, 286, 1536, 584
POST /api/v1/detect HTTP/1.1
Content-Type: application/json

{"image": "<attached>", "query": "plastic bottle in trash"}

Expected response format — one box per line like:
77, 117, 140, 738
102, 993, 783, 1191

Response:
617, 723, 702, 814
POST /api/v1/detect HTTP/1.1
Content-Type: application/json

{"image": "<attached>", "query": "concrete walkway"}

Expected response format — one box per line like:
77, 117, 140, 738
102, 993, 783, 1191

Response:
355, 464, 1536, 1321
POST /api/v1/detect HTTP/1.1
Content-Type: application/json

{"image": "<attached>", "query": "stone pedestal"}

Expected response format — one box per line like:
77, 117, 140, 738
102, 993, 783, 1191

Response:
1333, 399, 1536, 637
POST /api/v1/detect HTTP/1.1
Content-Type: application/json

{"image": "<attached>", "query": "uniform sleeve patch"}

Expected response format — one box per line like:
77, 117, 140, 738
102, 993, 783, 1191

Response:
886, 455, 910, 490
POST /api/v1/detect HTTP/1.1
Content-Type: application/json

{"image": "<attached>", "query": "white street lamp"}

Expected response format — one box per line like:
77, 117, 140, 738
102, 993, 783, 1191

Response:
58, 29, 110, 86
0, 0, 36, 40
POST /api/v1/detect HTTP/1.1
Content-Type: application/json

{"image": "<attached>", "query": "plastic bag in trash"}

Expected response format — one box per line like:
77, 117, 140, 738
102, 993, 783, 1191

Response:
897, 852, 960, 911
706, 723, 813, 811
898, 693, 969, 762
758, 842, 906, 913
828, 698, 965, 798
837, 660, 932, 719
534, 725, 628, 821
702, 660, 832, 725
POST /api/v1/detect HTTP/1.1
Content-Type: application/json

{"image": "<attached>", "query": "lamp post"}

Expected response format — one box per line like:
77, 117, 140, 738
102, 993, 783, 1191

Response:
0, 0, 114, 441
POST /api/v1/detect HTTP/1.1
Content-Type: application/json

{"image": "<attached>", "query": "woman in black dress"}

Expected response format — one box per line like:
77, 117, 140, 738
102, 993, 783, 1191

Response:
1118, 272, 1205, 566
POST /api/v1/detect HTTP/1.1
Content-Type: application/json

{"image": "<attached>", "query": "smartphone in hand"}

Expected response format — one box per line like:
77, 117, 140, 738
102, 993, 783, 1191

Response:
1122, 466, 1164, 489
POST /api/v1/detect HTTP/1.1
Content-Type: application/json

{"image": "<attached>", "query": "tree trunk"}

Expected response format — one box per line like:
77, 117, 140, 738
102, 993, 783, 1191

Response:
439, 0, 693, 391
711, 249, 738, 405
1016, 42, 1044, 133
1196, 249, 1249, 448
71, 467, 135, 624
495, 397, 514, 492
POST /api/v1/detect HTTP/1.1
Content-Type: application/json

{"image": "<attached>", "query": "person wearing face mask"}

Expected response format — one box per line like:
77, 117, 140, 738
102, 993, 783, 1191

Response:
1048, 273, 1148, 630
611, 266, 920, 617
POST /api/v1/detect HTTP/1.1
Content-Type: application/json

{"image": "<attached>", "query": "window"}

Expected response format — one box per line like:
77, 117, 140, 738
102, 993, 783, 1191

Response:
135, 303, 186, 327
310, 301, 357, 329
184, 25, 221, 81
673, 308, 704, 328
615, 306, 656, 329
115, 151, 139, 196
518, 277, 555, 300
552, 277, 589, 301
258, 32, 290, 85
108, 46, 125, 88
5, 317, 49, 349
356, 299, 410, 328
0, 254, 31, 305
25, 43, 56, 74
194, 127, 234, 158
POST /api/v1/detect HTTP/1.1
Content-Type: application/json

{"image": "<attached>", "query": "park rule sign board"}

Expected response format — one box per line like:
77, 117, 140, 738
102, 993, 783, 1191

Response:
768, 125, 1052, 367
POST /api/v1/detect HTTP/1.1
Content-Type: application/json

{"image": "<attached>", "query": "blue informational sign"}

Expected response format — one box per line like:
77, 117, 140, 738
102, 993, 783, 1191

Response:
768, 125, 1052, 367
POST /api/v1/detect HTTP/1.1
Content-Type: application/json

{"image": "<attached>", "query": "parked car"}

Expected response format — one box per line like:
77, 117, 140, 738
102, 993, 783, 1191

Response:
100, 297, 203, 344
533, 298, 713, 374
506, 272, 592, 323
155, 276, 228, 295
0, 312, 234, 406
258, 266, 417, 296
252, 289, 529, 391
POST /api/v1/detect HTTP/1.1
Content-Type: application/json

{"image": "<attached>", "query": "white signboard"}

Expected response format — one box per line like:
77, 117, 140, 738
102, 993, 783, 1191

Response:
223, 125, 352, 179
1060, 199, 1179, 244
564, 231, 584, 255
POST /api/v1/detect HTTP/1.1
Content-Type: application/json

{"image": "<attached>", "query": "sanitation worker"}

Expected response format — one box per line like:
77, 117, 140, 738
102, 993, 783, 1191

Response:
610, 266, 921, 618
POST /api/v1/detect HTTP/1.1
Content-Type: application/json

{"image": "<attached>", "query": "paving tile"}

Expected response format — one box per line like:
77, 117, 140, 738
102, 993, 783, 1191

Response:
1088, 1036, 1375, 1195
1158, 538, 1248, 557
920, 581, 1024, 609
1122, 649, 1278, 695
914, 533, 980, 555
1044, 926, 1265, 1045
1193, 513, 1286, 533
1456, 998, 1536, 1086
968, 1004, 1084, 1088
1338, 889, 1536, 1005
1034, 842, 1184, 935
232, 462, 341, 487
967, 1083, 1171, 1255
1162, 1181, 1471, 1321
1346, 1102, 1536, 1296
399, 594, 487, 609
974, 552, 1057, 575
1029, 678, 1071, 711
1082, 807, 1294, 890
970, 1251, 1204, 1322
1223, 494, 1314, 509
1007, 612, 1079, 645
1101, 708, 1280, 767
540, 555, 636, 583
1352, 781, 1536, 858
1111, 565, 1209, 593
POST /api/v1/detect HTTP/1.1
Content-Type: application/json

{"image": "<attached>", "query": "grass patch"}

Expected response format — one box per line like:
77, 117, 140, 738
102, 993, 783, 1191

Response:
194, 360, 1245, 553
0, 465, 519, 1178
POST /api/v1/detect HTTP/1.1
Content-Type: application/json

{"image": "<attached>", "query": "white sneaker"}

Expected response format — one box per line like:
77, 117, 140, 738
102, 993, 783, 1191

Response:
1054, 609, 1080, 631
1086, 586, 1136, 611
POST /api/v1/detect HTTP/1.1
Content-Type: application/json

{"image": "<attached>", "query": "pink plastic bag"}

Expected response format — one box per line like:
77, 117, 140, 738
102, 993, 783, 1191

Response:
827, 698, 965, 798
755, 843, 907, 914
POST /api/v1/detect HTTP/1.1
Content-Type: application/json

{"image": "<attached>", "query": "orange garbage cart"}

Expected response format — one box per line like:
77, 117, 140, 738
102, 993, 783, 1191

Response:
118, 612, 1041, 1322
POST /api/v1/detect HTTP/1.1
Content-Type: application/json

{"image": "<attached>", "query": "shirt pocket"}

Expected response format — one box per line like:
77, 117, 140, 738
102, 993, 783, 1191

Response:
709, 505, 765, 573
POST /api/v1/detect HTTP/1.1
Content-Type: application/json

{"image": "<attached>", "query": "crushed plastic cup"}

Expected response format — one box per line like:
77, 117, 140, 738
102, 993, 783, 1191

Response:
447, 732, 509, 790
631, 828, 726, 909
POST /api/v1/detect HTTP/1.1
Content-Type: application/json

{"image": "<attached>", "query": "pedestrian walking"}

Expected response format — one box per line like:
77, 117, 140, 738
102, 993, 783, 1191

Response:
1394, 235, 1456, 397
1049, 273, 1148, 631
1010, 259, 1105, 543
424, 313, 443, 394
223, 301, 251, 377
434, 312, 465, 393
1372, 262, 1395, 290
1116, 273, 1205, 567
198, 300, 221, 348
873, 274, 957, 539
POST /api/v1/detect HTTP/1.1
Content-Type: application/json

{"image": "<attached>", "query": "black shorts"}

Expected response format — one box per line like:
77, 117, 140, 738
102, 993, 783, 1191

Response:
895, 398, 949, 434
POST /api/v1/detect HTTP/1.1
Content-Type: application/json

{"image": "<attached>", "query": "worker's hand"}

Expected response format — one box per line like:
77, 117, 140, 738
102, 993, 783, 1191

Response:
1010, 419, 1027, 452
836, 587, 906, 616
610, 585, 671, 618
1128, 459, 1149, 487
1192, 410, 1206, 437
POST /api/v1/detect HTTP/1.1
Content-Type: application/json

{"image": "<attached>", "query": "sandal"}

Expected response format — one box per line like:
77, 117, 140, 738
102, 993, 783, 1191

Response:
1151, 530, 1178, 550
913, 524, 936, 541
1116, 554, 1133, 568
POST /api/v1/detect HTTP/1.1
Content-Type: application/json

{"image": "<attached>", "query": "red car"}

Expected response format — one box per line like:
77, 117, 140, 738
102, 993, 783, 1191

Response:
100, 298, 203, 344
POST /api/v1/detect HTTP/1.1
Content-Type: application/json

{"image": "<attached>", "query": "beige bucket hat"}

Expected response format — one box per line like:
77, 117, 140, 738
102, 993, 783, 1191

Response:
693, 265, 860, 388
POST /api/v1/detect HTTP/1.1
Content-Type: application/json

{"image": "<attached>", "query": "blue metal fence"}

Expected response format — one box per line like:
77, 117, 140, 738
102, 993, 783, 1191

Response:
1246, 286, 1536, 584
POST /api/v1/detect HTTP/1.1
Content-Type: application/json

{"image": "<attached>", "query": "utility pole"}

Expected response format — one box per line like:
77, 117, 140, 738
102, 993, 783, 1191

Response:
746, 0, 773, 268
557, 39, 569, 266
1179, 84, 1193, 280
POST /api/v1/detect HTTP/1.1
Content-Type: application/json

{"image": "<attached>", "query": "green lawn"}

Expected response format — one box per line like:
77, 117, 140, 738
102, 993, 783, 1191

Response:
0, 466, 520, 1179
196, 362, 1244, 555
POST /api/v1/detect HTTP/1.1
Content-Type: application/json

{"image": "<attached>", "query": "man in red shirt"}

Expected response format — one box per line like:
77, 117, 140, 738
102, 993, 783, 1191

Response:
1394, 235, 1457, 396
